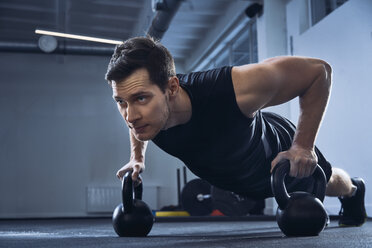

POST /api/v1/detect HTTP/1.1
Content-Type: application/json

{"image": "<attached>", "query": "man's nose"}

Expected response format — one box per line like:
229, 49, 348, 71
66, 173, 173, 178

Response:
125, 106, 141, 124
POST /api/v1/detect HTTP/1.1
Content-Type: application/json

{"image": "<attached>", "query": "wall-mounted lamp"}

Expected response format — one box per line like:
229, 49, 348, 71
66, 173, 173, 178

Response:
38, 35, 58, 53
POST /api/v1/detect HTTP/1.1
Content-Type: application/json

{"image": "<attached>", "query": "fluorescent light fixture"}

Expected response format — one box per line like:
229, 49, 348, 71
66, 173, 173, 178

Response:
35, 29, 123, 45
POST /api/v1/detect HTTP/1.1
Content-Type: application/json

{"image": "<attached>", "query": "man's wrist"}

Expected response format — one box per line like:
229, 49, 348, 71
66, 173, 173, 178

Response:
130, 155, 144, 163
291, 142, 315, 151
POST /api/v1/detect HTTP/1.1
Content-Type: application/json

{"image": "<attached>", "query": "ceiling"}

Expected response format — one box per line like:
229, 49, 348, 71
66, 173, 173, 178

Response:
0, 0, 254, 71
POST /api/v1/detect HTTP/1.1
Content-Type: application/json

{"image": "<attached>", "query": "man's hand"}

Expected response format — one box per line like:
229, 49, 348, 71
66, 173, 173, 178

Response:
270, 145, 318, 178
116, 160, 145, 183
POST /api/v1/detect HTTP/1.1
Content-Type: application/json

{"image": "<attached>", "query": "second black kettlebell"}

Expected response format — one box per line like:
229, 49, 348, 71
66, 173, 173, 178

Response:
271, 160, 328, 236
112, 171, 154, 237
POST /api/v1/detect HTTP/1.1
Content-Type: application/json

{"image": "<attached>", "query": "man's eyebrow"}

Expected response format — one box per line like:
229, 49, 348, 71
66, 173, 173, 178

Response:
131, 91, 148, 98
112, 91, 149, 100
112, 95, 122, 100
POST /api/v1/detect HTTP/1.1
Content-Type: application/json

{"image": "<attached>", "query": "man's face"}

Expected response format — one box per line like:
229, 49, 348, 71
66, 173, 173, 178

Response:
111, 68, 170, 141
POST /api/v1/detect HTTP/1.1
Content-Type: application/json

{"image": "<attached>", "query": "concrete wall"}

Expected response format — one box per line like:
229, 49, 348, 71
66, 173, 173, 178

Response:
0, 53, 187, 218
286, 0, 372, 215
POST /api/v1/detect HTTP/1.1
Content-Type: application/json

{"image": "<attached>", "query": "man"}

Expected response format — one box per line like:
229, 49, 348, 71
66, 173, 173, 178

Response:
105, 36, 367, 226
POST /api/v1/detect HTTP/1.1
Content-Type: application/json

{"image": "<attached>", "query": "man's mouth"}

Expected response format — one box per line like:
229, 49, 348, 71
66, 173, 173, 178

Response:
133, 125, 148, 133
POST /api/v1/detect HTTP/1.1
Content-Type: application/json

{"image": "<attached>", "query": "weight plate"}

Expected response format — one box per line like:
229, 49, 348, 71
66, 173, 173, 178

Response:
181, 179, 213, 216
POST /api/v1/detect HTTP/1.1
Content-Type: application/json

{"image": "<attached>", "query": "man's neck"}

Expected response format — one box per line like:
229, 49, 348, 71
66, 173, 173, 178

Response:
165, 87, 192, 129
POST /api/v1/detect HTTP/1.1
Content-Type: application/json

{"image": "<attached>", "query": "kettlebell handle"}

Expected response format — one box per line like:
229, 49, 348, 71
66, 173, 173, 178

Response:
271, 160, 327, 210
122, 171, 144, 213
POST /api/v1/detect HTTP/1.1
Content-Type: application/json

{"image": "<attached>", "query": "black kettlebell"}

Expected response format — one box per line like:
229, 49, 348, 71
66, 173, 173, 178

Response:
271, 160, 328, 236
112, 171, 154, 237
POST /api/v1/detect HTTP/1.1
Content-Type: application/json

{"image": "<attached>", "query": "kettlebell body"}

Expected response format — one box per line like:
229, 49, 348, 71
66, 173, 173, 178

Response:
276, 191, 328, 236
271, 160, 328, 236
112, 172, 154, 237
112, 200, 154, 237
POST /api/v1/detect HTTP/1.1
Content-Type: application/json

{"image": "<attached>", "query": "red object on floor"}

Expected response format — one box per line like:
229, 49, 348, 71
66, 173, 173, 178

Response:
210, 209, 225, 216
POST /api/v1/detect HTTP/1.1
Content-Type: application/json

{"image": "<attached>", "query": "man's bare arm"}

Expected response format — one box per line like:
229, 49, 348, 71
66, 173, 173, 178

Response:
232, 56, 332, 178
130, 130, 148, 163
116, 130, 148, 181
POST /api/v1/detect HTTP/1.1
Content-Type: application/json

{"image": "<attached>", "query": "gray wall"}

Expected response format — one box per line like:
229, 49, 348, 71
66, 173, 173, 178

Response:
0, 53, 187, 218
286, 0, 372, 215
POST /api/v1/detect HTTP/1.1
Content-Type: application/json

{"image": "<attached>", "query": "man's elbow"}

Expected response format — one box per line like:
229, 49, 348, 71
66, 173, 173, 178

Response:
322, 61, 332, 79
318, 60, 332, 88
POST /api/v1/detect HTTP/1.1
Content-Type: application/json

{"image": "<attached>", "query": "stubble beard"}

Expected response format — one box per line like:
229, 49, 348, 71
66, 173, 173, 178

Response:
160, 100, 171, 131
138, 99, 171, 141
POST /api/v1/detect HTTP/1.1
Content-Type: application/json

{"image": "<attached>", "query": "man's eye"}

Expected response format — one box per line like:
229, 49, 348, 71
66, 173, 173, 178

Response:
116, 100, 127, 107
137, 96, 146, 102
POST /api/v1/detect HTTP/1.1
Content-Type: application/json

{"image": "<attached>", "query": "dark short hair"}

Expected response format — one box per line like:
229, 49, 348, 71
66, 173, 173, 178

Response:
105, 36, 176, 92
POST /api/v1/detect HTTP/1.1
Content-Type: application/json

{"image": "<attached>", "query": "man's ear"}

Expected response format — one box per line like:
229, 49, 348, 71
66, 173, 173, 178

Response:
167, 76, 180, 97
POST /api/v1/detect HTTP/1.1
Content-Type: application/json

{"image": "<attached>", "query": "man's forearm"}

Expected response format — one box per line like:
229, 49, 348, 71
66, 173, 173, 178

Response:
292, 63, 332, 149
130, 131, 148, 162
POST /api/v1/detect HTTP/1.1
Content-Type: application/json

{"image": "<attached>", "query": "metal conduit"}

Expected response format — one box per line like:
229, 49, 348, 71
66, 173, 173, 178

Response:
146, 0, 184, 40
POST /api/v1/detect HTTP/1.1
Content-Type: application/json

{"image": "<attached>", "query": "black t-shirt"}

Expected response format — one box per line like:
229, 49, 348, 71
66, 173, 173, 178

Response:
152, 66, 331, 199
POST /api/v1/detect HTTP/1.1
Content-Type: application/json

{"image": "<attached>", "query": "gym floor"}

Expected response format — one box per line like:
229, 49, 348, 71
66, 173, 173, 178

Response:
1, 217, 371, 248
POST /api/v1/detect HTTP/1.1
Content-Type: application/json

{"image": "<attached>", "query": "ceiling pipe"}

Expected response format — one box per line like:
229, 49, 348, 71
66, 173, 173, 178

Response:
146, 0, 184, 40
0, 41, 114, 56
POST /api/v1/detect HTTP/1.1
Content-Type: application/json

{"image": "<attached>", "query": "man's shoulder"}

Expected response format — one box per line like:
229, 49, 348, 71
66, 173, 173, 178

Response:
177, 66, 233, 85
